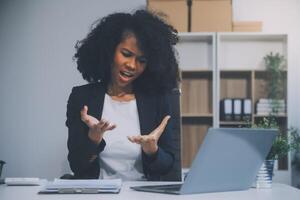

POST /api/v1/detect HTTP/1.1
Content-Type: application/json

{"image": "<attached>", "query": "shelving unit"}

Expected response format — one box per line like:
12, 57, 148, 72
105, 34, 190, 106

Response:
177, 32, 289, 171
181, 70, 213, 117
176, 33, 216, 167
217, 33, 288, 170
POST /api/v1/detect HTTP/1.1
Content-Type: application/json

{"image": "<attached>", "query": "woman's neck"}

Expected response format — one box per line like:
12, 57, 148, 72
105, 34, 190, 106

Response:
107, 84, 135, 101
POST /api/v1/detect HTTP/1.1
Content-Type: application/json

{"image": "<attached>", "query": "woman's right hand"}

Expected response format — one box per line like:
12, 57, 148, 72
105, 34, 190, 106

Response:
80, 105, 116, 145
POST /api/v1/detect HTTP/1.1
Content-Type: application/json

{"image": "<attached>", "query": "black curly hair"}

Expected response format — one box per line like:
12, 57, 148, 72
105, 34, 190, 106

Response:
74, 9, 180, 94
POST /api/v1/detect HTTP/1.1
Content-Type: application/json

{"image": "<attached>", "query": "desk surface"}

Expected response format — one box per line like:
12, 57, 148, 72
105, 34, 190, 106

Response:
1, 181, 300, 200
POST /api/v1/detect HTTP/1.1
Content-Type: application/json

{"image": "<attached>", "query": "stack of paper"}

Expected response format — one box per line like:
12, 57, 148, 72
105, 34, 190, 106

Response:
39, 178, 122, 194
256, 99, 285, 116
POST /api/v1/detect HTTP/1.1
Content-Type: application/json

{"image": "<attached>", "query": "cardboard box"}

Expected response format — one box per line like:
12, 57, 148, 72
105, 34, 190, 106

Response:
233, 21, 263, 32
147, 0, 188, 32
192, 0, 232, 32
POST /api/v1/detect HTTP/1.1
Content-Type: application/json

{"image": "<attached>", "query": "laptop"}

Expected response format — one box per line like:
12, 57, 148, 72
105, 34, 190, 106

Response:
131, 128, 277, 195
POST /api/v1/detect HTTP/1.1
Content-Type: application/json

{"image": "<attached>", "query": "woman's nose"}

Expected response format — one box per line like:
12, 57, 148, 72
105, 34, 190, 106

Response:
126, 59, 136, 70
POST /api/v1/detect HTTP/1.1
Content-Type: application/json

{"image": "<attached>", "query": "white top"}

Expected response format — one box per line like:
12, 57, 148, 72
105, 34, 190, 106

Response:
99, 94, 144, 181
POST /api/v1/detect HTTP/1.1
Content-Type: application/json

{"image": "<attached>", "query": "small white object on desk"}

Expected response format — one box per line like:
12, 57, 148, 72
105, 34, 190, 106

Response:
5, 177, 40, 186
39, 178, 122, 194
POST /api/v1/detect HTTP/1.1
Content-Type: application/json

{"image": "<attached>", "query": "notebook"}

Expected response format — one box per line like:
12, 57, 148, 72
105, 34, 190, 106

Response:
131, 128, 277, 195
39, 178, 122, 194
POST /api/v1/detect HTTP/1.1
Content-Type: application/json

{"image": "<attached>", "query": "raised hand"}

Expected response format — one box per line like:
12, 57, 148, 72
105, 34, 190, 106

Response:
80, 105, 116, 144
127, 115, 170, 155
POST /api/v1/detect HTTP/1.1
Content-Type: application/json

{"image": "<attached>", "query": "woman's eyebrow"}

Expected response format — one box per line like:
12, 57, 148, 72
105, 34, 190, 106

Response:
121, 47, 144, 57
121, 47, 131, 52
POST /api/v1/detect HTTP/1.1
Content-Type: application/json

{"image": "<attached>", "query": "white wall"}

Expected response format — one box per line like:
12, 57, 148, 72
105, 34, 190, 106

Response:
0, 0, 145, 179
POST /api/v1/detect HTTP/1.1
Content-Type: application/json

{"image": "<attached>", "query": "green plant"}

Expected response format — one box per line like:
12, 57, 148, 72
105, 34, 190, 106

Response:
256, 52, 293, 160
253, 117, 300, 160
264, 52, 286, 101
0, 160, 5, 178
291, 130, 300, 171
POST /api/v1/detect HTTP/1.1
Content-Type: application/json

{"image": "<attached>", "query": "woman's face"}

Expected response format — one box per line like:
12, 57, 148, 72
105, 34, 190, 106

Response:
111, 34, 147, 91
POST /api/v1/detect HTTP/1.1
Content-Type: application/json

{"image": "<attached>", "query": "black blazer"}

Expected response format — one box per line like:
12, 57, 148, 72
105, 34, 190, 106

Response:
66, 83, 181, 181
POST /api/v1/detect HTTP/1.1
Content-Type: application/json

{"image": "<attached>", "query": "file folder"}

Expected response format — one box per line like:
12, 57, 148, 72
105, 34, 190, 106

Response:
242, 99, 252, 121
220, 99, 232, 121
233, 99, 242, 121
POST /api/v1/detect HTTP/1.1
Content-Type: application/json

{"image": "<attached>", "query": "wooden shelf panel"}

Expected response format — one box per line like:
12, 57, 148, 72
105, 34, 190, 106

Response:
254, 114, 287, 118
181, 118, 212, 168
220, 69, 252, 72
220, 121, 252, 126
220, 71, 252, 99
182, 113, 213, 118
181, 72, 213, 115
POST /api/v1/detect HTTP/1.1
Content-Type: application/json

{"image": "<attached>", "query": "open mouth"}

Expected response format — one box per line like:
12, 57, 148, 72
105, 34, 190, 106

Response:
120, 71, 134, 78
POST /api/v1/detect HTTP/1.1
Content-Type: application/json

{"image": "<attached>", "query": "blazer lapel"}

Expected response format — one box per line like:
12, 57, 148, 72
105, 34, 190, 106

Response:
87, 83, 106, 120
136, 93, 157, 136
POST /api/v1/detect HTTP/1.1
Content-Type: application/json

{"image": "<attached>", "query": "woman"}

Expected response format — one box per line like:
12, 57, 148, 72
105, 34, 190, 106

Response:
66, 9, 180, 181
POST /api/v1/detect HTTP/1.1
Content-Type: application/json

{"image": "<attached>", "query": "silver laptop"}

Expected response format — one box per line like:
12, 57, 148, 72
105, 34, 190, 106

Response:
131, 128, 277, 195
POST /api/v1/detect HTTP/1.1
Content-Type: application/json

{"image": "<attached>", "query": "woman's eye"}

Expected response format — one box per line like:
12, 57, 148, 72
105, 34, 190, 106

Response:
121, 50, 131, 57
138, 57, 147, 64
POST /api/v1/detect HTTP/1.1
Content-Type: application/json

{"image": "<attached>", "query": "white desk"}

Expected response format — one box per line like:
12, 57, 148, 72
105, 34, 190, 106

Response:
1, 181, 300, 200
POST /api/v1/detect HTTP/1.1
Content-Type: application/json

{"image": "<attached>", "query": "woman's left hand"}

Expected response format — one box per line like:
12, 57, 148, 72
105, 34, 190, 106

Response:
128, 115, 170, 155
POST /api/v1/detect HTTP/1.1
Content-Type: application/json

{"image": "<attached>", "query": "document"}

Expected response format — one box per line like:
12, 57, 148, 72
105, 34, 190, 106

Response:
39, 178, 122, 194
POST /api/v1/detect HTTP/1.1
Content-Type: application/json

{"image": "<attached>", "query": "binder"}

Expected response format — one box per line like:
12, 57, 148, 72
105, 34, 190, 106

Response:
242, 99, 252, 121
233, 99, 242, 121
220, 99, 232, 121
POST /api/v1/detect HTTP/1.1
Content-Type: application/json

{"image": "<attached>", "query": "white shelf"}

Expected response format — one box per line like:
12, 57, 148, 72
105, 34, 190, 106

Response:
181, 69, 213, 72
218, 32, 287, 39
217, 33, 288, 70
176, 33, 215, 70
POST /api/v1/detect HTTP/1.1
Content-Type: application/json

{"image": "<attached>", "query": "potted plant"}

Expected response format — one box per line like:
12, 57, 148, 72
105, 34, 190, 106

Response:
264, 52, 286, 100
255, 117, 299, 159
253, 117, 300, 188
291, 135, 300, 169
253, 52, 289, 188
291, 129, 300, 188
0, 160, 5, 178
